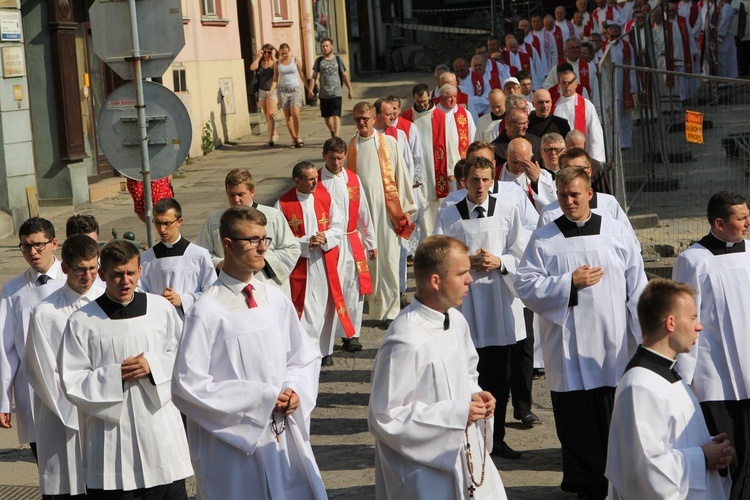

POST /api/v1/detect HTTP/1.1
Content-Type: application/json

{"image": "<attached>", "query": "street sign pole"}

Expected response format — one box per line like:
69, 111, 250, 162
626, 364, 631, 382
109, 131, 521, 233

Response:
128, 0, 154, 247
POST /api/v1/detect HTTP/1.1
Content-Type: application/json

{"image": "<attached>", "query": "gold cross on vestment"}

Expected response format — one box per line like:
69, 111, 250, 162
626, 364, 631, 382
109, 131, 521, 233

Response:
436, 175, 448, 191
318, 212, 329, 229
337, 304, 348, 318
287, 214, 303, 232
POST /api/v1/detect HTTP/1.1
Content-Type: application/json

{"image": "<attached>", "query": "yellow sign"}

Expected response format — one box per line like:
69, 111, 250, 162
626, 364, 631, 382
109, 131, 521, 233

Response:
12, 84, 21, 101
685, 110, 703, 144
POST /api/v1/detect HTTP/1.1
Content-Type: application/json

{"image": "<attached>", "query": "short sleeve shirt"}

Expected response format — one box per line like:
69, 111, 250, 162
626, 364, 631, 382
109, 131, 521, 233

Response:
314, 56, 345, 99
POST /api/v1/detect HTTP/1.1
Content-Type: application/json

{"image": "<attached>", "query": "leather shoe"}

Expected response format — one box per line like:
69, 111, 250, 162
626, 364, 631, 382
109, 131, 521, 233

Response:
321, 355, 334, 367
342, 338, 363, 353
513, 410, 541, 426
491, 441, 522, 459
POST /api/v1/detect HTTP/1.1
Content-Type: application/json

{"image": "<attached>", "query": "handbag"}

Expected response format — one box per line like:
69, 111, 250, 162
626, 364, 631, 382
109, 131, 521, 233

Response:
248, 72, 260, 95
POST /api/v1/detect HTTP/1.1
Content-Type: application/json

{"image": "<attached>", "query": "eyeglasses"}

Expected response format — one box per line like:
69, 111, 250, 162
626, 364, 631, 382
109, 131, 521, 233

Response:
230, 236, 272, 248
543, 147, 565, 154
353, 116, 373, 122
153, 219, 180, 229
18, 240, 53, 253
263, 51, 272, 55
71, 265, 99, 277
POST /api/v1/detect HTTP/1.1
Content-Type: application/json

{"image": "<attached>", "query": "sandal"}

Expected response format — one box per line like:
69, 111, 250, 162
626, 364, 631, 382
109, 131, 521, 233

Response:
268, 140, 275, 147
296, 140, 305, 148
289, 142, 297, 149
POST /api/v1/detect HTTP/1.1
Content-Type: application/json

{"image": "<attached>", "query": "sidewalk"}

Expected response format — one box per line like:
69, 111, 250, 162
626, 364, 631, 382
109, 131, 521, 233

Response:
0, 71, 433, 497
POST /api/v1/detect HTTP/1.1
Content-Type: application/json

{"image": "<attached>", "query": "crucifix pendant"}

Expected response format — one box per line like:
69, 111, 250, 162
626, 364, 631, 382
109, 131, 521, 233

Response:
468, 484, 475, 498
275, 434, 280, 442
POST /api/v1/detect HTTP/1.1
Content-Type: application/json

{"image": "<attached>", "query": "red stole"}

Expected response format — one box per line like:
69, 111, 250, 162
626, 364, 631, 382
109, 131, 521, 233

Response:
552, 26, 564, 61
676, 16, 693, 73
504, 50, 531, 76
688, 1, 700, 26
396, 116, 412, 140
470, 71, 485, 96
552, 93, 587, 134
278, 186, 356, 337
453, 106, 471, 160
404, 108, 449, 198
317, 169, 374, 295
384, 126, 398, 140
488, 61, 503, 89
577, 60, 591, 96
530, 35, 541, 58
346, 131, 416, 239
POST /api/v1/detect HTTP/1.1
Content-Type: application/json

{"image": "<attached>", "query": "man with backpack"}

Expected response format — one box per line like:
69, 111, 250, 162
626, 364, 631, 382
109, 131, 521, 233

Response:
307, 38, 353, 138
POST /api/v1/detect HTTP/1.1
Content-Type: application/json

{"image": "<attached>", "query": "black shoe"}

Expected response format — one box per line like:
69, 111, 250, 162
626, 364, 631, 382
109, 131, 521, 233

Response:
342, 338, 363, 353
321, 355, 334, 367
491, 441, 522, 459
513, 410, 541, 426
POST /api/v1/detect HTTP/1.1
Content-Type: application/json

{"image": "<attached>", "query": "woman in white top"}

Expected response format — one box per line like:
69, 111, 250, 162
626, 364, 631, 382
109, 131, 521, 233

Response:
270, 43, 307, 148
249, 43, 279, 147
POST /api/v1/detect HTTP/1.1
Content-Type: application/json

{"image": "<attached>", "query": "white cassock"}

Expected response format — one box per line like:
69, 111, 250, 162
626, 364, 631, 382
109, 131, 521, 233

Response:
346, 132, 416, 321
139, 236, 216, 315
592, 6, 625, 34
476, 114, 502, 143
0, 259, 65, 445
543, 58, 602, 117
515, 214, 647, 392
368, 299, 507, 500
606, 347, 732, 499
600, 40, 638, 149
499, 164, 557, 214
671, 18, 701, 101
435, 196, 530, 348
439, 104, 476, 178
393, 118, 426, 188
716, 2, 739, 78
409, 106, 449, 236
539, 191, 634, 234
172, 274, 326, 500
23, 283, 104, 495
553, 92, 606, 163
538, 29, 560, 78
506, 50, 542, 91
556, 20, 577, 42
522, 35, 547, 89
59, 293, 193, 490
320, 167, 377, 338
196, 203, 301, 295
437, 182, 538, 232
673, 236, 750, 402
274, 190, 344, 356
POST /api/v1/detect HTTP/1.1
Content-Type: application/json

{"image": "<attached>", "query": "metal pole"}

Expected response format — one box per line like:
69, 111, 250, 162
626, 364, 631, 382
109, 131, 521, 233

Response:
491, 0, 496, 37
128, 0, 155, 247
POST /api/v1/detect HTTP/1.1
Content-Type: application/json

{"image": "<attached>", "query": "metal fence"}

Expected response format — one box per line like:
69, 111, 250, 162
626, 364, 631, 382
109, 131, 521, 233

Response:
600, 22, 750, 256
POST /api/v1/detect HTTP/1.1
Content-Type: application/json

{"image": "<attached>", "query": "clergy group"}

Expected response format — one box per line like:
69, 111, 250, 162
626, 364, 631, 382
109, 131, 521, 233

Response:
0, 90, 747, 500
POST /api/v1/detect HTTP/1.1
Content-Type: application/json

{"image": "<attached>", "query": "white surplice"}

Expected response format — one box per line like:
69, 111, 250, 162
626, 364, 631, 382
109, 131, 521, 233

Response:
24, 282, 104, 495
438, 182, 538, 232
171, 274, 325, 500
274, 189, 344, 356
553, 93, 606, 163
368, 300, 507, 500
345, 132, 416, 321
515, 214, 647, 392
543, 58, 601, 116
139, 237, 216, 314
319, 167, 377, 338
59, 293, 192, 490
606, 348, 732, 499
435, 196, 531, 348
673, 240, 750, 402
195, 204, 301, 295
0, 259, 65, 444
538, 191, 634, 235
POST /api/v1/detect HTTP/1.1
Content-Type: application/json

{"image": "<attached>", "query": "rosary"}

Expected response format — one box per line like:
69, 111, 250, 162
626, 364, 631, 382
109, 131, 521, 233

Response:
464, 419, 488, 499
270, 412, 287, 442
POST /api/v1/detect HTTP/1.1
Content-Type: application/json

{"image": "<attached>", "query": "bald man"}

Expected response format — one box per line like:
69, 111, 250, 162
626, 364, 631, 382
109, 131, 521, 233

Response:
504, 35, 540, 87
477, 90, 507, 143
467, 55, 491, 117
497, 137, 556, 213
528, 89, 571, 138
565, 130, 611, 194
554, 6, 576, 41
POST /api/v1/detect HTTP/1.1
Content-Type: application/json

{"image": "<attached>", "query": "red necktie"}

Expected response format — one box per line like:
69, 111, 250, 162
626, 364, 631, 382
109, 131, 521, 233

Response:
242, 284, 258, 309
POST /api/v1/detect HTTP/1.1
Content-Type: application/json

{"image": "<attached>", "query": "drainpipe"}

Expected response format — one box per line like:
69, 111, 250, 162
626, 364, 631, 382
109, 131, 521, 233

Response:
300, 0, 315, 80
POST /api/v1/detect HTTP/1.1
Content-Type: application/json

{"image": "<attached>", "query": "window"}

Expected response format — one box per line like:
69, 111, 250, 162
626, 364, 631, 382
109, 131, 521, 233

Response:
202, 0, 217, 17
173, 69, 187, 93
273, 0, 290, 21
314, 0, 339, 52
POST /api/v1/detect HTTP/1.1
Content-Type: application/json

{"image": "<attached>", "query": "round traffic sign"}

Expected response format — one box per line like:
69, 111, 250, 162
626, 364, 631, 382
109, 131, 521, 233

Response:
98, 81, 192, 180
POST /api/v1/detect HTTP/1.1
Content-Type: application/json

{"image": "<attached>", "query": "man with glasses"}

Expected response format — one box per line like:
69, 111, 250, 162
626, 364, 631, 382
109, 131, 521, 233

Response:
276, 161, 349, 366
140, 198, 215, 317
173, 206, 326, 499
345, 102, 416, 323
24, 234, 104, 498
196, 168, 300, 296
552, 63, 605, 163
491, 107, 542, 167
0, 217, 64, 459
540, 132, 566, 177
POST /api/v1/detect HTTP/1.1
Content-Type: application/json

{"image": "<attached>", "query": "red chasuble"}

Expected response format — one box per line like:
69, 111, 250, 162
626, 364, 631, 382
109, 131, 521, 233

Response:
278, 186, 356, 337
402, 108, 449, 198
317, 169, 373, 295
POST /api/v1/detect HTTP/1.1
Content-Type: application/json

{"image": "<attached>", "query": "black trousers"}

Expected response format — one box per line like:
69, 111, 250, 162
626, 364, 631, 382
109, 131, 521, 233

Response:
476, 345, 511, 445
510, 308, 535, 412
550, 387, 615, 499
43, 494, 87, 500
86, 479, 188, 500
701, 399, 750, 500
